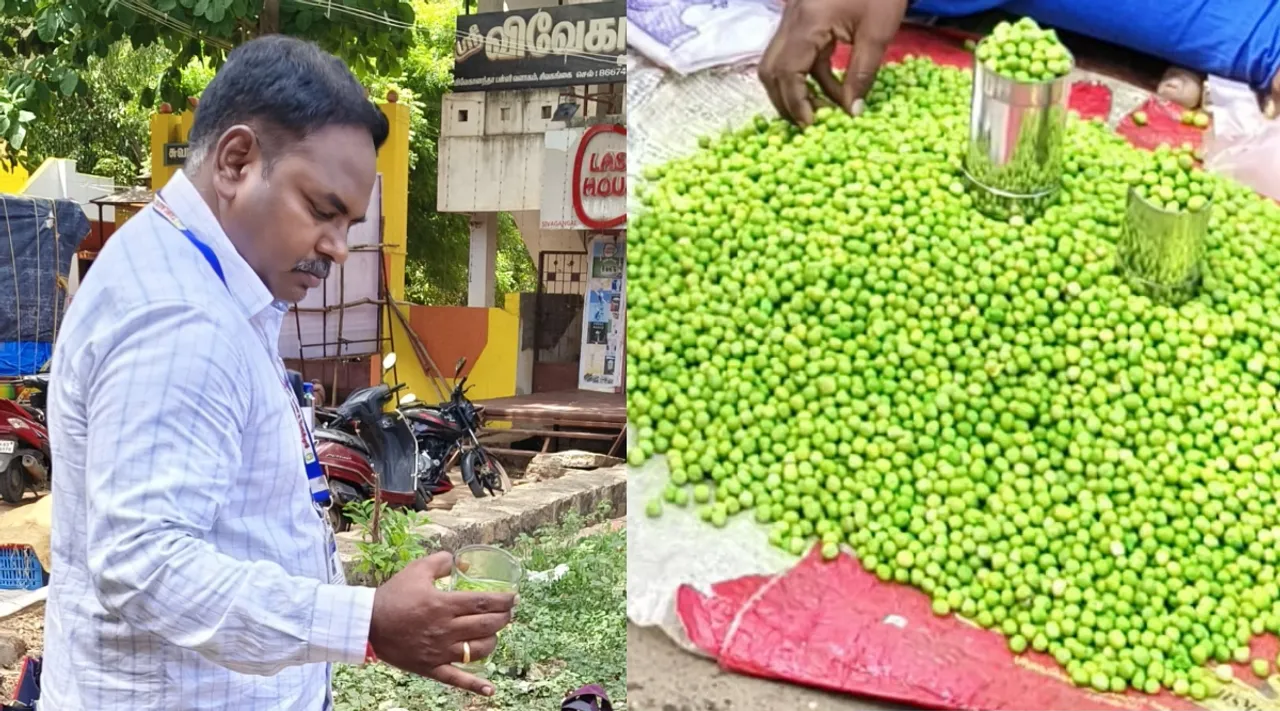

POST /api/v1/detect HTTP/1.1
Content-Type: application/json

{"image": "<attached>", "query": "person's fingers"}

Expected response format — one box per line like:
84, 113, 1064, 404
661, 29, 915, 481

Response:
758, 19, 793, 121
425, 663, 496, 697
780, 69, 814, 126
1268, 72, 1280, 119
414, 550, 454, 580
772, 29, 820, 126
842, 34, 889, 108
760, 68, 789, 122
811, 43, 846, 111
448, 612, 513, 641
446, 590, 517, 616
448, 635, 499, 664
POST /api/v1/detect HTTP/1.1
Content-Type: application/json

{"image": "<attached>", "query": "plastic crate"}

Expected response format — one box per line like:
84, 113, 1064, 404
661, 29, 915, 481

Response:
0, 546, 45, 591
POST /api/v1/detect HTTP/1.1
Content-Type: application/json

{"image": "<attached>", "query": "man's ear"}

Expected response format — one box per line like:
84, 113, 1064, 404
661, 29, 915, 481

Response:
210, 125, 261, 202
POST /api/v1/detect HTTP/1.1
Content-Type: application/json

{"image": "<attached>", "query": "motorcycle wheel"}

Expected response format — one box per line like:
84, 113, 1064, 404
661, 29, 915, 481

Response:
327, 482, 350, 533
487, 457, 513, 496
461, 449, 512, 498
0, 462, 23, 504
461, 449, 488, 498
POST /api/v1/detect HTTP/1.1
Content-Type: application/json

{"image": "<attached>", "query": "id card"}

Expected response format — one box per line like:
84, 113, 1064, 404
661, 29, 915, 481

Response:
326, 525, 346, 585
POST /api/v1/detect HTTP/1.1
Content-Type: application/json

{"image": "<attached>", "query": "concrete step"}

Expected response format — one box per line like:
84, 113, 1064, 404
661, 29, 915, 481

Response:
337, 464, 627, 583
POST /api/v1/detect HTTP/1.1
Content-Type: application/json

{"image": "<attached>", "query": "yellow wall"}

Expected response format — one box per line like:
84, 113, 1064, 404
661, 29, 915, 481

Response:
150, 111, 194, 190
451, 295, 519, 401
0, 160, 29, 194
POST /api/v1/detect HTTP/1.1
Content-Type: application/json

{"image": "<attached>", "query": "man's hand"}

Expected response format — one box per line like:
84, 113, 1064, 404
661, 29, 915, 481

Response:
759, 0, 907, 126
368, 552, 517, 696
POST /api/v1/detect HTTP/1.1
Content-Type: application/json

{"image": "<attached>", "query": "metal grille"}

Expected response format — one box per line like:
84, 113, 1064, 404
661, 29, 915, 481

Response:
539, 251, 588, 295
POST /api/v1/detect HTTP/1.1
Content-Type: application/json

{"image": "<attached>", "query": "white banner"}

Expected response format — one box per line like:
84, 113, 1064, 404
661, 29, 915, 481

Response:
278, 176, 383, 360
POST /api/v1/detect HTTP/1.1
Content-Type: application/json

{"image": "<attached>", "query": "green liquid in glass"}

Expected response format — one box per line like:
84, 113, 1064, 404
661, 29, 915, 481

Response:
453, 576, 517, 671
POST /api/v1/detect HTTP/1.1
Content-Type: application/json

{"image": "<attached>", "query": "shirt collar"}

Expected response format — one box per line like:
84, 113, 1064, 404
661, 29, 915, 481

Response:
157, 170, 282, 320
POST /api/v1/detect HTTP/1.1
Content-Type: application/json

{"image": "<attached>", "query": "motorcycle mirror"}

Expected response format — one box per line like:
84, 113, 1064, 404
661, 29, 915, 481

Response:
382, 352, 397, 371
399, 392, 418, 406
454, 356, 466, 376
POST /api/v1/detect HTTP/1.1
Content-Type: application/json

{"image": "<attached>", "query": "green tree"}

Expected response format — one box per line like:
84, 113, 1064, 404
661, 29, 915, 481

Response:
371, 0, 535, 305
19, 40, 172, 185
3, 0, 535, 304
0, 0, 417, 158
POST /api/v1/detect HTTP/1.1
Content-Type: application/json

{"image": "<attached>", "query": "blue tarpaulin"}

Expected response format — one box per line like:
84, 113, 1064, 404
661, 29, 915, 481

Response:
0, 195, 88, 377
910, 0, 1280, 93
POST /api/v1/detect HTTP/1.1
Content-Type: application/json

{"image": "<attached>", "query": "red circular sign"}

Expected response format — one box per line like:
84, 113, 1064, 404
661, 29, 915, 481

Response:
572, 123, 627, 231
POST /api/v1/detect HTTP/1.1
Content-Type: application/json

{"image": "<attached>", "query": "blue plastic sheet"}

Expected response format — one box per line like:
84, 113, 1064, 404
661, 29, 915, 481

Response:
0, 195, 88, 376
910, 0, 1280, 92
0, 342, 53, 377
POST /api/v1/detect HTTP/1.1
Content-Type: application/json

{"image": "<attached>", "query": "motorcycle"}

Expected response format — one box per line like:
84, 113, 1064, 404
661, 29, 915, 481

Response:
313, 352, 420, 532
0, 374, 51, 504
403, 356, 511, 505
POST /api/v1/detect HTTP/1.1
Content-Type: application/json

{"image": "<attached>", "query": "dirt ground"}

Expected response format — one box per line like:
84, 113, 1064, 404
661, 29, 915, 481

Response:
0, 601, 42, 694
626, 623, 908, 711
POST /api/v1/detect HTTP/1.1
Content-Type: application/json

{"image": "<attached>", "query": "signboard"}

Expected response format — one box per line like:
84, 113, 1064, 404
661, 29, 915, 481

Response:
578, 235, 625, 392
453, 0, 627, 92
540, 124, 627, 231
163, 142, 189, 166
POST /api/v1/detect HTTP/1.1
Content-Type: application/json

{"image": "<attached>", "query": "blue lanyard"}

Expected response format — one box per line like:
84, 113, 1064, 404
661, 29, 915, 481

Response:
152, 194, 333, 511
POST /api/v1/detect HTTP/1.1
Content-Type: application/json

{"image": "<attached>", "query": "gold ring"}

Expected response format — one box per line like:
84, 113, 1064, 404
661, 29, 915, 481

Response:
462, 640, 471, 665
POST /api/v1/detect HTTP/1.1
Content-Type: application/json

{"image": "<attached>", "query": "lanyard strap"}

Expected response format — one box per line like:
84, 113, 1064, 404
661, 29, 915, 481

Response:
152, 194, 332, 511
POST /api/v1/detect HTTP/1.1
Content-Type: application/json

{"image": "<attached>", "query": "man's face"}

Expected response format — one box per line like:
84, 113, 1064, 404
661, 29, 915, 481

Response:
212, 123, 377, 303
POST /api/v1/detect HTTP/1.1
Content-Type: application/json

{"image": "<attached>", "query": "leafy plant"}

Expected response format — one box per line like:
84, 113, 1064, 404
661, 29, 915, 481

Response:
344, 499, 429, 586
332, 503, 627, 710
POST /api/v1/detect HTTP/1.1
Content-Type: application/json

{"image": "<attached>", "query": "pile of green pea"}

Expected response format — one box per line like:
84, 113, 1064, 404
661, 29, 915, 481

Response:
976, 17, 1073, 83
629, 56, 1280, 699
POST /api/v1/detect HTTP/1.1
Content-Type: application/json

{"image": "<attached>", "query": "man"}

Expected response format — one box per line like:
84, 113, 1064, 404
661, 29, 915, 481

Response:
43, 36, 514, 710
759, 0, 1280, 126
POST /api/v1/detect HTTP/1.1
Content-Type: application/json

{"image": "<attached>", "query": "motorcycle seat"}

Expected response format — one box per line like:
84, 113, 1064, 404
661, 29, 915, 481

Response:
314, 428, 370, 455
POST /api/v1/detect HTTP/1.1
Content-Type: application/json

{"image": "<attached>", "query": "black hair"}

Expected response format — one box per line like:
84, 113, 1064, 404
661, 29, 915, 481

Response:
187, 35, 389, 168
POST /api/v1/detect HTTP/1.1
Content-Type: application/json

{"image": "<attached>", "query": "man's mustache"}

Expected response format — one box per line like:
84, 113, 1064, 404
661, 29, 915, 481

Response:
292, 259, 331, 280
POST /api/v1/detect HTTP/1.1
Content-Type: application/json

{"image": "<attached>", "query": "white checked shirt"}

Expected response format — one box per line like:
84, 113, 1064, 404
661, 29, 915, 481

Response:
42, 170, 374, 710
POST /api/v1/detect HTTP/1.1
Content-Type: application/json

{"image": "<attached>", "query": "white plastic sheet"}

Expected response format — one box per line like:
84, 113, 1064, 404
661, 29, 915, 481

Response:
1203, 76, 1280, 202
626, 426, 797, 649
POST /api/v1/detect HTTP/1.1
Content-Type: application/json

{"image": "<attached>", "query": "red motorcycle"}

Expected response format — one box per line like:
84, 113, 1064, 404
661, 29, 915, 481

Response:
0, 375, 51, 504
314, 353, 420, 532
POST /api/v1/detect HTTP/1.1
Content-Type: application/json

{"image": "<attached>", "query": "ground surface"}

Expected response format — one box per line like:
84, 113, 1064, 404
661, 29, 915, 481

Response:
333, 510, 627, 711
0, 601, 42, 693
626, 624, 906, 711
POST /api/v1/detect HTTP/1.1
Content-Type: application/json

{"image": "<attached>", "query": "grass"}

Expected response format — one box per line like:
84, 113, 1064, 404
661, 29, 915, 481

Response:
332, 504, 627, 711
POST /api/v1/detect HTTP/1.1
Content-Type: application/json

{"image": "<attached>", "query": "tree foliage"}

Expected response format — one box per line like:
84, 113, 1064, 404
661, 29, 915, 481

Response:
0, 0, 416, 159
19, 41, 172, 185
0, 0, 536, 305
369, 1, 536, 305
